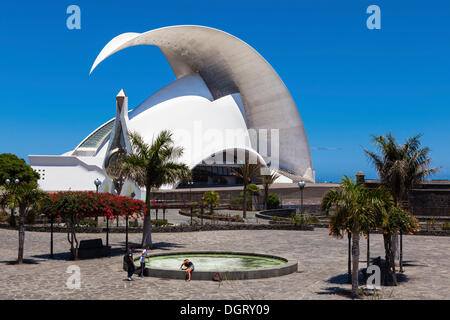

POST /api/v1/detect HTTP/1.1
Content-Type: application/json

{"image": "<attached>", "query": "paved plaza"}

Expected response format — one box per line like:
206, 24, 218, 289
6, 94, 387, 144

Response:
0, 227, 449, 300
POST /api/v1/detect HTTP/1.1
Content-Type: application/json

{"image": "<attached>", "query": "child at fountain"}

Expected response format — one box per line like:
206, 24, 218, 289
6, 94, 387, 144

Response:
180, 259, 195, 281
139, 245, 150, 278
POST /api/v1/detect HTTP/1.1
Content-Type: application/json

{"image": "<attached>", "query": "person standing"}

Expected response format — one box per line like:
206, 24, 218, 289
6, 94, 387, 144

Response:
126, 245, 135, 281
140, 245, 150, 278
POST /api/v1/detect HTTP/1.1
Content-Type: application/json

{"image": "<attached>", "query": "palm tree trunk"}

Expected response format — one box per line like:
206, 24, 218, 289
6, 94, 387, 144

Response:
347, 232, 351, 284
383, 233, 397, 285
351, 227, 360, 298
142, 187, 153, 248
18, 214, 25, 264
67, 216, 79, 260
264, 186, 268, 210
242, 184, 247, 219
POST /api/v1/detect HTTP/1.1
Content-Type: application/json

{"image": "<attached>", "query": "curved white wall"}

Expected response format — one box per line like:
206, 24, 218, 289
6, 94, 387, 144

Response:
126, 75, 253, 170
90, 25, 314, 182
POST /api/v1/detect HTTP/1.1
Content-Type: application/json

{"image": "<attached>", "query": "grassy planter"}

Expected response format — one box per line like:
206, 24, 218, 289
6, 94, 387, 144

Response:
178, 210, 244, 222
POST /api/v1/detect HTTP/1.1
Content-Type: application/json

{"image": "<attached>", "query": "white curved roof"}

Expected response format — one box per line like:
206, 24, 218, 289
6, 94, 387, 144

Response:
90, 25, 314, 181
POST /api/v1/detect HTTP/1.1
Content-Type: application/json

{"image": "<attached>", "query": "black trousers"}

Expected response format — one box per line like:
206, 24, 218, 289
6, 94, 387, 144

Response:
127, 263, 135, 277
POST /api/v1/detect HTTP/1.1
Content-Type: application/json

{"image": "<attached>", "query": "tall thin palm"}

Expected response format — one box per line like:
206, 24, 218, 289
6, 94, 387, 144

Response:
232, 158, 262, 219
321, 176, 381, 298
364, 133, 439, 277
260, 172, 279, 210
120, 130, 191, 247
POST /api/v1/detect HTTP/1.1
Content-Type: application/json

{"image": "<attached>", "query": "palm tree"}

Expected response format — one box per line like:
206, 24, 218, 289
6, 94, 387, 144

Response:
232, 157, 262, 219
260, 172, 280, 210
119, 130, 191, 247
0, 182, 47, 264
371, 190, 420, 285
364, 133, 439, 204
321, 176, 381, 298
364, 133, 439, 276
202, 191, 220, 214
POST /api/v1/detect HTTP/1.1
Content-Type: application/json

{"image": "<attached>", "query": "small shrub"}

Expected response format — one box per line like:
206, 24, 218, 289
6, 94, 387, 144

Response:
152, 219, 169, 227
202, 191, 220, 214
76, 218, 97, 227
267, 193, 280, 209
230, 196, 251, 210
289, 212, 316, 227
442, 222, 450, 231
246, 184, 259, 195
308, 216, 321, 224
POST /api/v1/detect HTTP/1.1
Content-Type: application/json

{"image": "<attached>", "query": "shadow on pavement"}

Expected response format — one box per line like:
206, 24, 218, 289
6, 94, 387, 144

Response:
29, 241, 185, 261
316, 286, 353, 298
0, 258, 41, 265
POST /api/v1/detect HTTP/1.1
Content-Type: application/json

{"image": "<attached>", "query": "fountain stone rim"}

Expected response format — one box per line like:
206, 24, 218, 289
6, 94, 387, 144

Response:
136, 250, 298, 281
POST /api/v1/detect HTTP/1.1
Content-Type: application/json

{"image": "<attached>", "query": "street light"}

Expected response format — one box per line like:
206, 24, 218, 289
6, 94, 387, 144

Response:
297, 181, 306, 214
187, 181, 194, 225
4, 178, 19, 185
187, 181, 194, 202
94, 178, 102, 228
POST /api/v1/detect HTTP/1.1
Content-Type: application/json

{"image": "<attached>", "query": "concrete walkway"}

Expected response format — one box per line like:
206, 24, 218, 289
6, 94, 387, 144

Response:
0, 228, 448, 299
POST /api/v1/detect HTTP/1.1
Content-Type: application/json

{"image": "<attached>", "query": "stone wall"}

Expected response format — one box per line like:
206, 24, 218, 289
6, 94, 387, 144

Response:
365, 180, 450, 217
154, 180, 450, 217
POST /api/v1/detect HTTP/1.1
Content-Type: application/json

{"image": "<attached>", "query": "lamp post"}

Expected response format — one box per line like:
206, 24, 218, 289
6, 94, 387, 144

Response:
188, 181, 194, 225
188, 181, 194, 202
50, 214, 54, 259
297, 181, 306, 214
94, 178, 103, 239
125, 192, 135, 251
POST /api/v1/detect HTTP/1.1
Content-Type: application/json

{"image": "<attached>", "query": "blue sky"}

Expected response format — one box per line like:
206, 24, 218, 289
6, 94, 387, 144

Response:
0, 0, 449, 182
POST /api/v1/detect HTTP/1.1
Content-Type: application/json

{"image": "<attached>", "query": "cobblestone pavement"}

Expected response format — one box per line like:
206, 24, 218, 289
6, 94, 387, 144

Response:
0, 227, 448, 300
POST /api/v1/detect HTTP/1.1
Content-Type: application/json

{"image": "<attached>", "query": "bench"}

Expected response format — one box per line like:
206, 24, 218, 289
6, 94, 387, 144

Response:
74, 239, 111, 259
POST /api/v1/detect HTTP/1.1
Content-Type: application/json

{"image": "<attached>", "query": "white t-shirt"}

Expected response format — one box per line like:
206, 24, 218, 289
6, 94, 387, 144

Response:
140, 249, 147, 263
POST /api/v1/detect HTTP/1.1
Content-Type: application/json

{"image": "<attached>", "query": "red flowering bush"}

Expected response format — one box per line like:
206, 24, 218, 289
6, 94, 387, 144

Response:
41, 191, 147, 221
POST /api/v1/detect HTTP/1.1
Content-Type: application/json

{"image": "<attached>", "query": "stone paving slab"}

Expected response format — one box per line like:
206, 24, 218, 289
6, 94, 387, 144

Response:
0, 228, 448, 300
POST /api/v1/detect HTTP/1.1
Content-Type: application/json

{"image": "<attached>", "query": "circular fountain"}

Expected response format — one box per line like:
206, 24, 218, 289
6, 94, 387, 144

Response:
134, 251, 298, 280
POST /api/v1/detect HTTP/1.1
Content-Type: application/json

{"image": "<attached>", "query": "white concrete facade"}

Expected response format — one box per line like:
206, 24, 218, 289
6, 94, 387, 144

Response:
29, 25, 314, 195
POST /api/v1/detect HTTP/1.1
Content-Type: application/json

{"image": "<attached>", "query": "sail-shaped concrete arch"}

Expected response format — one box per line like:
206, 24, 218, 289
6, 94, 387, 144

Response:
90, 25, 314, 182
